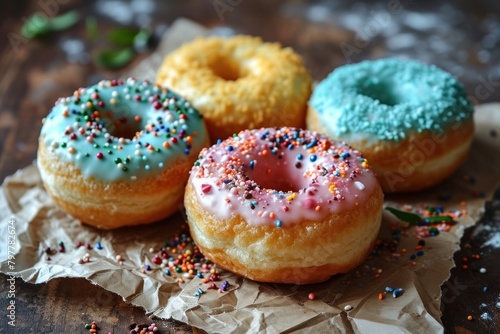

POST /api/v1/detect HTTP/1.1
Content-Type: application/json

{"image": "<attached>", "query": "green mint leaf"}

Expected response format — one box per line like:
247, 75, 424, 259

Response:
385, 207, 422, 225
107, 27, 141, 47
21, 10, 79, 39
422, 215, 454, 224
133, 29, 152, 52
95, 48, 134, 69
48, 10, 80, 31
86, 16, 98, 40
21, 12, 51, 38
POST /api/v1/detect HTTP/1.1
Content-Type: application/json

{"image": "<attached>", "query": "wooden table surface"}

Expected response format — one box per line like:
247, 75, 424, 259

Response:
1, 0, 500, 333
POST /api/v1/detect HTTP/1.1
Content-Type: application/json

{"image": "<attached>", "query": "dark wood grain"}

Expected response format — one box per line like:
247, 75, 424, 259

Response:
1, 0, 500, 333
12, 278, 195, 333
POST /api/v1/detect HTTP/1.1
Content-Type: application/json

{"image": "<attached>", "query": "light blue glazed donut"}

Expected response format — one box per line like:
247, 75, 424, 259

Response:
37, 78, 210, 228
309, 58, 473, 141
307, 59, 475, 192
39, 78, 209, 181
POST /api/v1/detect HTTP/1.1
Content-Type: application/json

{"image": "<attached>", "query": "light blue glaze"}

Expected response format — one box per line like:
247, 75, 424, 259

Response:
309, 58, 474, 141
40, 78, 209, 181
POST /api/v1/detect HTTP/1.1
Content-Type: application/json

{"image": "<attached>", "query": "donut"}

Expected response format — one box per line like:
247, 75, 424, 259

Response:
184, 127, 383, 284
307, 58, 474, 193
156, 35, 312, 141
37, 78, 210, 229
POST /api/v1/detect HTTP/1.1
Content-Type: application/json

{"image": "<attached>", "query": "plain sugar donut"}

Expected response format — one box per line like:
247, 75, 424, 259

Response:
156, 35, 312, 141
184, 127, 383, 284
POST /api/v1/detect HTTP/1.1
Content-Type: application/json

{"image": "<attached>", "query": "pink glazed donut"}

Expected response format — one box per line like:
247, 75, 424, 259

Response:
184, 127, 383, 284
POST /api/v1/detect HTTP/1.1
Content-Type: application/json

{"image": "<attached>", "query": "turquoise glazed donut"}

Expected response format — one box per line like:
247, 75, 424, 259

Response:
37, 78, 210, 229
307, 58, 474, 192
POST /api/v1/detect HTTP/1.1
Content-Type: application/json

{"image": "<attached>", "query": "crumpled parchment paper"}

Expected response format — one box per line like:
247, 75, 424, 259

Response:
1, 18, 500, 334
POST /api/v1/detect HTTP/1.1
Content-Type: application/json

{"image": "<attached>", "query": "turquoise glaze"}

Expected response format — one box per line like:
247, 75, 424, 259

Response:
40, 78, 209, 181
309, 58, 474, 141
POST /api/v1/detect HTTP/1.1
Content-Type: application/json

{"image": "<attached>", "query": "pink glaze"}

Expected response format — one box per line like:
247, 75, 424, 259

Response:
189, 127, 379, 227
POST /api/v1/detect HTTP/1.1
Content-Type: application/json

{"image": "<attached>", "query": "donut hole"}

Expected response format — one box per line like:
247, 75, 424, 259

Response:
104, 116, 145, 139
208, 55, 244, 81
358, 80, 414, 106
246, 160, 304, 193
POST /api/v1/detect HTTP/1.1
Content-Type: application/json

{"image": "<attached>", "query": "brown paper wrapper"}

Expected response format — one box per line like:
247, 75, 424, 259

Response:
1, 19, 500, 333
